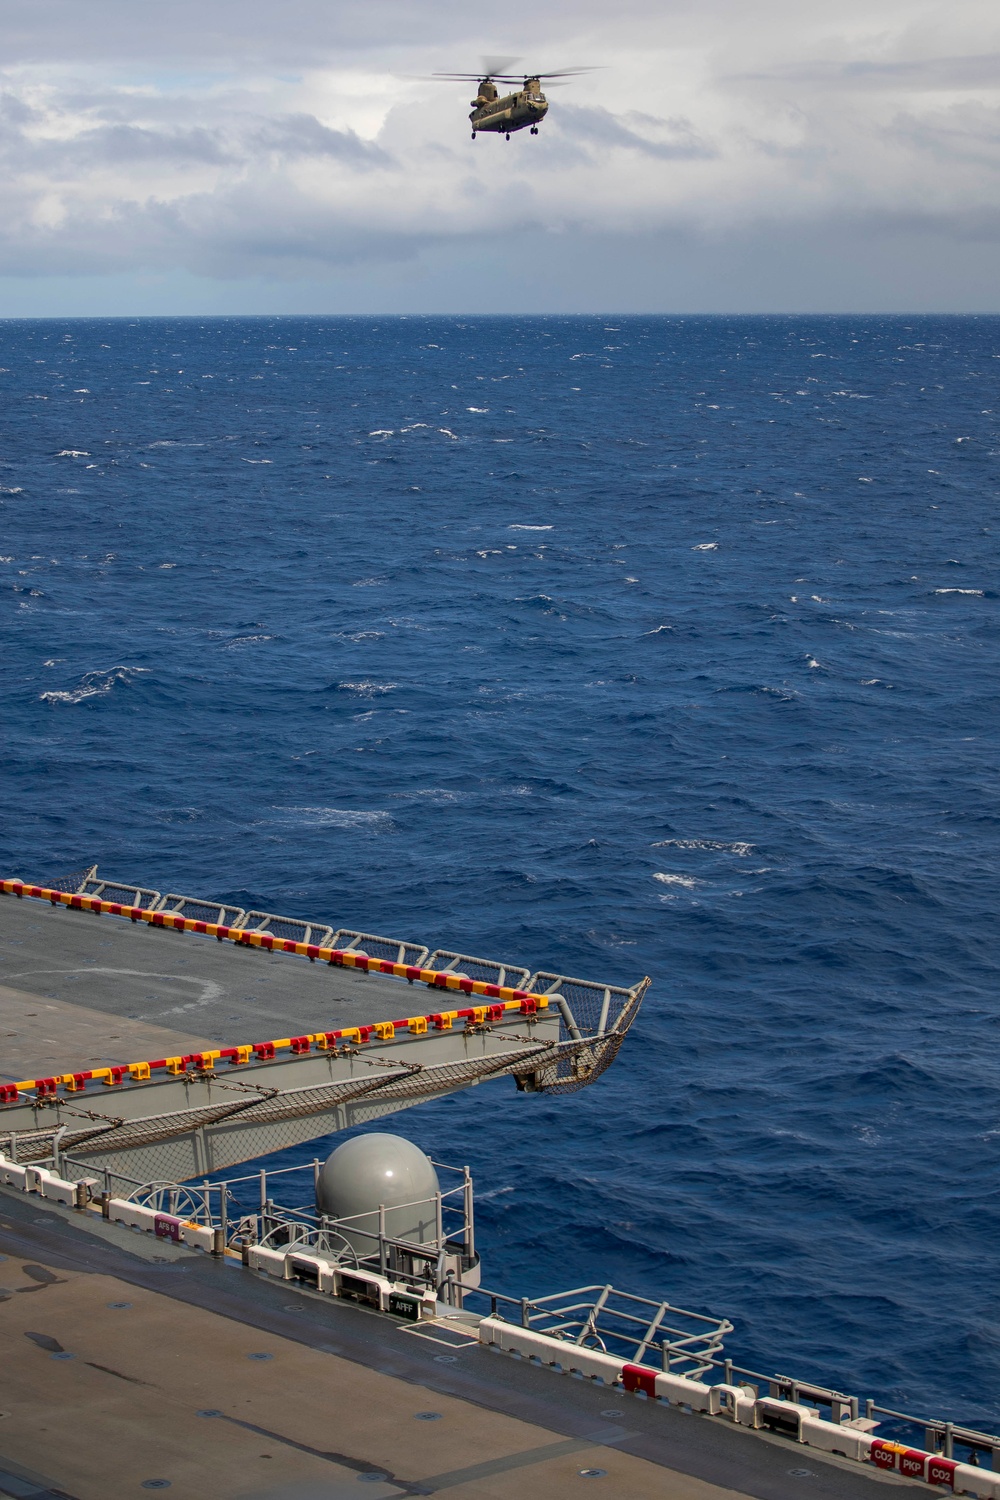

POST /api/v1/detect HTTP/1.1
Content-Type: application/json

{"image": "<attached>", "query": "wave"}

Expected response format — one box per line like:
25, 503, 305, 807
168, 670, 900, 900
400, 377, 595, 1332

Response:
40, 665, 149, 705
652, 839, 755, 856
335, 680, 397, 696
275, 807, 394, 831
714, 683, 799, 700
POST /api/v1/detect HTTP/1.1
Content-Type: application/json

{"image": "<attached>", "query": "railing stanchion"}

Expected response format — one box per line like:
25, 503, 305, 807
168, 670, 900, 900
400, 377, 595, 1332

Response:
464, 1167, 475, 1262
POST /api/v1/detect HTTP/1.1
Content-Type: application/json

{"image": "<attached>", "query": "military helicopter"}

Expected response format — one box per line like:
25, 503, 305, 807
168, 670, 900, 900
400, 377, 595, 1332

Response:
432, 63, 592, 141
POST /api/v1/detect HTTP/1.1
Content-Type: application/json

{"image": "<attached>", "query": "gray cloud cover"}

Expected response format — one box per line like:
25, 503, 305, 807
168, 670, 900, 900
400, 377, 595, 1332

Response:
0, 0, 997, 309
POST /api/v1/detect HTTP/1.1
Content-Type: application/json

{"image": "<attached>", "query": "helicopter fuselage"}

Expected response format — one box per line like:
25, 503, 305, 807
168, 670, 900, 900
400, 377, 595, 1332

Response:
470, 85, 548, 136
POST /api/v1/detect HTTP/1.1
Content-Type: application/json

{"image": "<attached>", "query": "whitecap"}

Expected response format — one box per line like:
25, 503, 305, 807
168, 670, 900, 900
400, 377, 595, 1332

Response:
241, 459, 273, 464
57, 450, 89, 457
692, 542, 718, 551
935, 588, 983, 595
509, 525, 553, 531
368, 429, 394, 437
653, 873, 699, 888
0, 487, 23, 494
653, 839, 754, 856
40, 665, 148, 705
337, 680, 397, 695
439, 428, 459, 439
389, 788, 461, 803
276, 807, 394, 830
466, 407, 489, 413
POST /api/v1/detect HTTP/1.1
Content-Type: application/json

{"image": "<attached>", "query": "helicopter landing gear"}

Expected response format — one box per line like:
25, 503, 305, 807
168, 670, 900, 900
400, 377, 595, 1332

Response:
530, 126, 538, 135
505, 132, 510, 140
471, 131, 476, 140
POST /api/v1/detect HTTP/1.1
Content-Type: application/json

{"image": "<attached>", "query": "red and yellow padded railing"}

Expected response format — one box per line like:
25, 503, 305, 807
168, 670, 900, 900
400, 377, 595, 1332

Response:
0, 880, 550, 1104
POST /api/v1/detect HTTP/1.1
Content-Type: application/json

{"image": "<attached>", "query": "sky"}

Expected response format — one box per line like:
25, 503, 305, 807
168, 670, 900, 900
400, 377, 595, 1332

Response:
0, 0, 998, 313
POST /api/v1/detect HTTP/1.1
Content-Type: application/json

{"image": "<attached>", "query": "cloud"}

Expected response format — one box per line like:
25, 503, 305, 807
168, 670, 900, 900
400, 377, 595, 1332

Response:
0, 0, 997, 304
552, 104, 716, 161
252, 114, 391, 166
728, 52, 1000, 93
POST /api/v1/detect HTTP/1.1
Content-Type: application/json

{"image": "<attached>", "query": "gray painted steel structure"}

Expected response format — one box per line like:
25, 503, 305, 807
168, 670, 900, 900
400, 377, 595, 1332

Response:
0, 875, 647, 1184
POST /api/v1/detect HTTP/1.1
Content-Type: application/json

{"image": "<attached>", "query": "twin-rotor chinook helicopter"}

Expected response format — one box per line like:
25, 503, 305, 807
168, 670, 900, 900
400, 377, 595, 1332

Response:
432, 63, 592, 141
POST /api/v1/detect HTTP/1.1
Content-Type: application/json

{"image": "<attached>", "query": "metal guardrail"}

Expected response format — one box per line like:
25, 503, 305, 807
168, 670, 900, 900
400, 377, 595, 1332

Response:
464, 1282, 731, 1378
425, 951, 531, 990
33, 868, 639, 1040
18, 1146, 1000, 1473
61, 1151, 476, 1298
467, 1283, 1000, 1469
1, 875, 646, 1115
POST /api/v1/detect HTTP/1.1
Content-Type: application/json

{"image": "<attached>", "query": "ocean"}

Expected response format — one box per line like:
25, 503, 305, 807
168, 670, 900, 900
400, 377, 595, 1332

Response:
1, 313, 998, 1427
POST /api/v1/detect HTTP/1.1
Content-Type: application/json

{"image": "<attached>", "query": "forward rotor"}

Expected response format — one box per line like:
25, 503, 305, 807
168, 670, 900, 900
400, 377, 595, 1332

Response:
431, 67, 595, 83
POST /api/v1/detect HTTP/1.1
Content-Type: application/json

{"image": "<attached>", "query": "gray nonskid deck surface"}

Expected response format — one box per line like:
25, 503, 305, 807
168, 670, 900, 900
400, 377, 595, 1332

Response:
0, 1186, 919, 1500
0, 898, 436, 1044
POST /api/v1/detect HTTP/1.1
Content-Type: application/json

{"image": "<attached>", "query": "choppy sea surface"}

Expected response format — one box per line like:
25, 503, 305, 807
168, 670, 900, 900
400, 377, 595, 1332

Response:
1, 315, 998, 1425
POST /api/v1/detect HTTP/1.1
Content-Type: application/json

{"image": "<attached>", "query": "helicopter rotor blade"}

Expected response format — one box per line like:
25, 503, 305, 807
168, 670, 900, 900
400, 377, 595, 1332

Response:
524, 67, 599, 79
481, 54, 521, 78
429, 65, 599, 83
